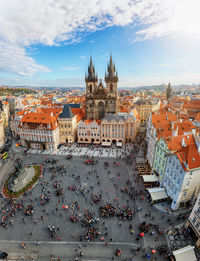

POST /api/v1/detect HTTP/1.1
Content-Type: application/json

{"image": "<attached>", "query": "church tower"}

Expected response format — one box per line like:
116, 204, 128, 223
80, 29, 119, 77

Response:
105, 54, 118, 114
85, 56, 98, 119
85, 54, 119, 120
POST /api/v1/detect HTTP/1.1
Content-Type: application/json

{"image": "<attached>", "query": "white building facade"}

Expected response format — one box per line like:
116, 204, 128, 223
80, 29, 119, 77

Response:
19, 112, 60, 150
162, 151, 200, 211
186, 191, 200, 247
78, 120, 101, 144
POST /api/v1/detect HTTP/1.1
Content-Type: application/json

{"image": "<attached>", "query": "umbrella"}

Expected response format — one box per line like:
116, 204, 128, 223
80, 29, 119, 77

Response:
146, 253, 151, 258
140, 232, 144, 237
152, 249, 156, 254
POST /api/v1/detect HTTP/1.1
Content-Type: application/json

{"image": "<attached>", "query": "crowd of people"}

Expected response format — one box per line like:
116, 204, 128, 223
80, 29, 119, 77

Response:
0, 142, 183, 260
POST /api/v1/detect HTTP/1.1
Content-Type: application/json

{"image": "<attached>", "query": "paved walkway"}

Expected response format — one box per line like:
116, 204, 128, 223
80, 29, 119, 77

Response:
13, 143, 134, 159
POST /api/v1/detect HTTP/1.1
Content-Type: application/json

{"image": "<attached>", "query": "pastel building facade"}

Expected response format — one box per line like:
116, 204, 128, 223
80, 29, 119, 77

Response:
19, 112, 60, 150
101, 114, 125, 145
58, 104, 77, 143
186, 191, 200, 248
134, 99, 160, 123
77, 120, 101, 144
162, 136, 200, 211
0, 115, 5, 148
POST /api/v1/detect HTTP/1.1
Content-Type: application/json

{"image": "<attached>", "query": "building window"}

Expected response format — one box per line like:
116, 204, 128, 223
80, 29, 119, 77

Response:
192, 217, 197, 224
196, 222, 200, 230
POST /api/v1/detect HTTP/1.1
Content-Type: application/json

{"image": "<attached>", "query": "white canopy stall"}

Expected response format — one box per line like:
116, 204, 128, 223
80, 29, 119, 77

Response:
101, 141, 111, 147
147, 187, 168, 202
172, 245, 197, 261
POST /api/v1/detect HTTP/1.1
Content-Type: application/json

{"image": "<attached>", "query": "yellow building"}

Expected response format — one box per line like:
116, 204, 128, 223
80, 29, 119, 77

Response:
101, 114, 125, 146
58, 104, 77, 143
0, 114, 5, 148
134, 99, 160, 123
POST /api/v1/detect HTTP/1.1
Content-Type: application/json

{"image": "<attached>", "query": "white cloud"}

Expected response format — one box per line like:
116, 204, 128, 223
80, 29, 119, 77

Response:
160, 64, 173, 67
0, 42, 50, 76
0, 0, 200, 76
80, 56, 86, 59
62, 66, 81, 71
134, 0, 200, 41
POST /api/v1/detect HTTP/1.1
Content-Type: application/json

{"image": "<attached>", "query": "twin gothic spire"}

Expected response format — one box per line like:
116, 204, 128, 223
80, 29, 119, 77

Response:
85, 54, 118, 83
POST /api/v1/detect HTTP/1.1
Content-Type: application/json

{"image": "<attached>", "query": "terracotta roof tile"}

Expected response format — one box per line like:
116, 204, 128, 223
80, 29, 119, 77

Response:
20, 112, 58, 130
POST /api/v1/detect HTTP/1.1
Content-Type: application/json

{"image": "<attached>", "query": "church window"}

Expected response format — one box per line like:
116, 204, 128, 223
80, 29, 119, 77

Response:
90, 85, 92, 93
110, 84, 113, 91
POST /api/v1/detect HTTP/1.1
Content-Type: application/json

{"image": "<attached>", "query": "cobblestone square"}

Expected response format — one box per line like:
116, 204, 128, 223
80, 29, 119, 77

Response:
0, 148, 184, 260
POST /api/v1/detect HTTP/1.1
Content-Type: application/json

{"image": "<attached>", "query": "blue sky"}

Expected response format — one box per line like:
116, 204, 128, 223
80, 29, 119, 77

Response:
0, 0, 200, 87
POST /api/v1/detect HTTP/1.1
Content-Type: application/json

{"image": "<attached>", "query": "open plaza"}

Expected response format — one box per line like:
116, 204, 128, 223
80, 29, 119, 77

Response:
0, 142, 189, 261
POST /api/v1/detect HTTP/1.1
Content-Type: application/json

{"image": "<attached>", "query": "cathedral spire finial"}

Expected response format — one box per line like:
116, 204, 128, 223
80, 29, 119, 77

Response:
105, 52, 118, 83
85, 54, 98, 82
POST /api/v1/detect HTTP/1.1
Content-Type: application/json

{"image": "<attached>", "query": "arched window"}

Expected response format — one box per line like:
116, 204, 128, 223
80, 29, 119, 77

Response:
90, 85, 92, 93
110, 84, 113, 92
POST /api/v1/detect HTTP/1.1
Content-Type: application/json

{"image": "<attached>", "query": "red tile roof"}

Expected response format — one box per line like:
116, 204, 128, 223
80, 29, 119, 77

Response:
176, 143, 200, 171
37, 108, 62, 119
20, 112, 58, 130
165, 134, 195, 152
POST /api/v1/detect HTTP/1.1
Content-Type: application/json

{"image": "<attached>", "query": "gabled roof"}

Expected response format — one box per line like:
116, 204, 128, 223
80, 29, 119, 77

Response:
176, 143, 200, 170
165, 134, 195, 152
59, 104, 74, 119
152, 111, 177, 124
37, 108, 62, 119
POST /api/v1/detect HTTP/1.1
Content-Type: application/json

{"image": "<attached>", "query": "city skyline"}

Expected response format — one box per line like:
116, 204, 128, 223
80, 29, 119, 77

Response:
0, 0, 200, 87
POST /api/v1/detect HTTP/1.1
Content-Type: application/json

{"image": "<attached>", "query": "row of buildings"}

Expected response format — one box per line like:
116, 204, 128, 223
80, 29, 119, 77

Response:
146, 110, 200, 211
13, 103, 140, 150
11, 55, 140, 149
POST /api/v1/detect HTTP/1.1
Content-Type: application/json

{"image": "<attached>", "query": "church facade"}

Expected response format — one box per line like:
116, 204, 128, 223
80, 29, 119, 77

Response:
85, 55, 119, 120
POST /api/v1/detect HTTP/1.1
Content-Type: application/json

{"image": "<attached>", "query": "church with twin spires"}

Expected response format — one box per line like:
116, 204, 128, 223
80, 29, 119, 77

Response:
85, 55, 119, 120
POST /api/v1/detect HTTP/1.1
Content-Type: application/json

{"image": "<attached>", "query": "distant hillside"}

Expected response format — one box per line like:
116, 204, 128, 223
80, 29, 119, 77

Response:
0, 87, 36, 96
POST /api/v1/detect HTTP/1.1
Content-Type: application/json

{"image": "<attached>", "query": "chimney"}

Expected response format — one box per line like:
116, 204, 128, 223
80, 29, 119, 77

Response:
51, 112, 53, 116
192, 128, 196, 137
172, 125, 178, 136
181, 137, 186, 147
